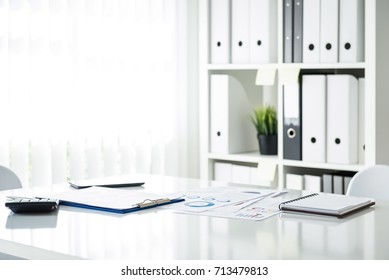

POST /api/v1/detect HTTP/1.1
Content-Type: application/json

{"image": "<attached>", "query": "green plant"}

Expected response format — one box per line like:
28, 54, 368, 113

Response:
251, 105, 277, 135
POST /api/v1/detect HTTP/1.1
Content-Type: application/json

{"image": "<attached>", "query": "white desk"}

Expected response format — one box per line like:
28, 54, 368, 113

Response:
0, 174, 388, 260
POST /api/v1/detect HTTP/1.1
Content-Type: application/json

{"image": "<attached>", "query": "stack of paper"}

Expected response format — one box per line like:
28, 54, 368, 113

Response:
163, 187, 289, 221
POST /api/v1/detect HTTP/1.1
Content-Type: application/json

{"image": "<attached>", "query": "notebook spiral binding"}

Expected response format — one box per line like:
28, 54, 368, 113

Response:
278, 193, 319, 210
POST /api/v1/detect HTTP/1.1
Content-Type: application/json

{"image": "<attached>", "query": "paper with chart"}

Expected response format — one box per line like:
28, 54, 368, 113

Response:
203, 192, 289, 221
164, 186, 273, 213
163, 187, 289, 221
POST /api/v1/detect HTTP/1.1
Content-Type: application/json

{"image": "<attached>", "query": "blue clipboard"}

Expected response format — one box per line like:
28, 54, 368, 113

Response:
59, 197, 184, 214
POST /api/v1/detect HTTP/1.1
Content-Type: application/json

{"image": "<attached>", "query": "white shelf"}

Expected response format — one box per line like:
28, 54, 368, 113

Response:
208, 153, 363, 172
208, 152, 277, 164
282, 160, 364, 172
281, 62, 366, 70
207, 62, 366, 71
207, 63, 279, 70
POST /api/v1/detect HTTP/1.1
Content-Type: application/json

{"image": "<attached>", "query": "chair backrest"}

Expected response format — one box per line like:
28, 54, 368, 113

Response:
346, 165, 389, 200
0, 165, 22, 190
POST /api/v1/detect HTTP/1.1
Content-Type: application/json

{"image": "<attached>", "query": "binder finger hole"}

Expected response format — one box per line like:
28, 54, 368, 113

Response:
309, 44, 314, 51
238, 41, 243, 47
335, 138, 341, 145
326, 43, 332, 50
345, 42, 351, 50
257, 40, 262, 46
311, 137, 316, 143
217, 41, 221, 47
217, 131, 221, 137
287, 128, 296, 139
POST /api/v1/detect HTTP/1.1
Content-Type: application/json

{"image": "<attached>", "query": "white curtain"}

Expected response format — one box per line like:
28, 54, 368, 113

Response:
0, 0, 199, 188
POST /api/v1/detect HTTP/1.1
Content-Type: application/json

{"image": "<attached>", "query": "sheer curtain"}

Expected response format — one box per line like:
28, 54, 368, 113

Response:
0, 0, 199, 188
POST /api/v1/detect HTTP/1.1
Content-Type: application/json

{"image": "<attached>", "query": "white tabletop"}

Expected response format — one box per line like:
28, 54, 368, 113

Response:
0, 174, 388, 260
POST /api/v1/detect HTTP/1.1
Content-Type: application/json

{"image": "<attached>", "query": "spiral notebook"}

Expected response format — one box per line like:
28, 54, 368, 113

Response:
279, 193, 375, 218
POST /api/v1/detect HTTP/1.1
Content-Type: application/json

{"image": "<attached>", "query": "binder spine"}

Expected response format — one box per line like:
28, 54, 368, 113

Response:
283, 84, 302, 160
293, 0, 303, 62
210, 0, 231, 64
279, 193, 318, 210
303, 0, 320, 63
283, 0, 294, 63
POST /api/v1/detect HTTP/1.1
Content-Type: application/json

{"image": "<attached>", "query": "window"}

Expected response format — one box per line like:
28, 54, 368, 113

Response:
0, 0, 198, 188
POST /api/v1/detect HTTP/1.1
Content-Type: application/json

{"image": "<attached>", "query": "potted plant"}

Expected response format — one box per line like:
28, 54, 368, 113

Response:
251, 105, 278, 155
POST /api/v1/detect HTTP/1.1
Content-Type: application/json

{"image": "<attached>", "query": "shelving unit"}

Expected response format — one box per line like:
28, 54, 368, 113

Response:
199, 0, 389, 189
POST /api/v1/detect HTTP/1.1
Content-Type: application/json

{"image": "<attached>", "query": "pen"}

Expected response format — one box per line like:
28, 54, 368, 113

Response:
233, 192, 275, 213
270, 191, 289, 198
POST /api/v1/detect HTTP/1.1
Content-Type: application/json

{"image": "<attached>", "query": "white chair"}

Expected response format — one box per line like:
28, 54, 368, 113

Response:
0, 165, 22, 190
346, 165, 389, 200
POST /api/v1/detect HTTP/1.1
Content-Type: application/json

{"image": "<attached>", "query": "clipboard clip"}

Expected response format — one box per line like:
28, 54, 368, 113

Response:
136, 198, 171, 208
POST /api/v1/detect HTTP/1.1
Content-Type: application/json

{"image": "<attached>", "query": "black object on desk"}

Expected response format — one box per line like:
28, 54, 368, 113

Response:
68, 181, 145, 189
5, 196, 59, 213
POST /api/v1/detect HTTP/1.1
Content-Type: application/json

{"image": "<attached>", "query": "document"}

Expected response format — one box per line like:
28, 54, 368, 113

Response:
339, 0, 364, 62
303, 0, 321, 63
302, 75, 326, 163
202, 192, 289, 221
210, 0, 231, 63
320, 0, 339, 62
326, 75, 358, 164
163, 186, 274, 213
163, 186, 289, 221
231, 0, 250, 63
54, 187, 184, 214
